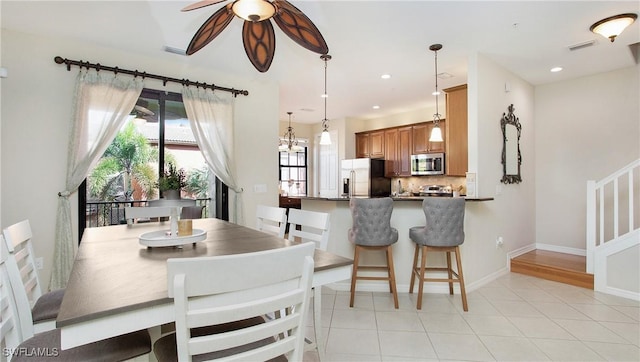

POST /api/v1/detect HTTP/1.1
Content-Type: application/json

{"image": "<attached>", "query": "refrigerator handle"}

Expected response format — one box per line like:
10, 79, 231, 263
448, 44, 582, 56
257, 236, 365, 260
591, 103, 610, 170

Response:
349, 169, 356, 197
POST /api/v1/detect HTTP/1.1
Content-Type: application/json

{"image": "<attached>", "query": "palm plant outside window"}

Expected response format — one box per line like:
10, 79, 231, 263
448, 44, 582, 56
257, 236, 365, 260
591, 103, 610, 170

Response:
82, 89, 216, 231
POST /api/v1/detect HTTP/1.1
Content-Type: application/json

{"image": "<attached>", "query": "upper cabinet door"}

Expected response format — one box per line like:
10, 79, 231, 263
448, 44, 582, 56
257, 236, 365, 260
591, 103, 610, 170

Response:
412, 123, 429, 154
369, 130, 385, 159
444, 84, 468, 176
355, 133, 369, 158
398, 126, 413, 176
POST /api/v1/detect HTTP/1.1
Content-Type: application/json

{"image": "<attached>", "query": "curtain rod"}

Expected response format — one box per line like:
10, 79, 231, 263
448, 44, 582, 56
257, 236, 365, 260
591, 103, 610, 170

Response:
53, 56, 249, 97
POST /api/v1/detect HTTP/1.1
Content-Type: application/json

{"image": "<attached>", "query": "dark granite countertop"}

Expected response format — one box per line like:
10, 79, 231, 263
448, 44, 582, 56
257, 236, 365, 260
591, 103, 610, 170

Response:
293, 196, 494, 202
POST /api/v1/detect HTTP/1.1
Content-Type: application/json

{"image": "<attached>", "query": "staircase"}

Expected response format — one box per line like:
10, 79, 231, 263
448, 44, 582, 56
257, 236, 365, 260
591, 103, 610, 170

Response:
512, 159, 639, 298
511, 250, 593, 289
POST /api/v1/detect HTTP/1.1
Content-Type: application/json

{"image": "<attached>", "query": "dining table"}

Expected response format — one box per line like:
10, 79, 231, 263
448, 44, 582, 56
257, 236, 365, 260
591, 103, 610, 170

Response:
56, 217, 353, 360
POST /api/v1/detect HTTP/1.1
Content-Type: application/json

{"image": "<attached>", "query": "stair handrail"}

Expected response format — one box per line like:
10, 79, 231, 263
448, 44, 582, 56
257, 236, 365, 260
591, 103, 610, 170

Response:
586, 158, 639, 273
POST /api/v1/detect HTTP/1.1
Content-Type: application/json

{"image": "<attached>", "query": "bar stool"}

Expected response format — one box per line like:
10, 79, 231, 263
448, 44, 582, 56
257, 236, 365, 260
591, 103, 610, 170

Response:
409, 197, 468, 311
348, 197, 399, 309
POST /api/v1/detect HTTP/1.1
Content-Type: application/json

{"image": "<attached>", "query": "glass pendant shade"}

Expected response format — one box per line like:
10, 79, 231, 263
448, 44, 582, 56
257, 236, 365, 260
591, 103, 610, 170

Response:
429, 124, 443, 142
232, 0, 276, 22
590, 13, 637, 42
319, 129, 331, 145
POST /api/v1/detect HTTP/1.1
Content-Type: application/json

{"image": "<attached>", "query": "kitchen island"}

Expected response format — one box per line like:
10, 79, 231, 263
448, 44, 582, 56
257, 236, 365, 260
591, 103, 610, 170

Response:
293, 195, 500, 295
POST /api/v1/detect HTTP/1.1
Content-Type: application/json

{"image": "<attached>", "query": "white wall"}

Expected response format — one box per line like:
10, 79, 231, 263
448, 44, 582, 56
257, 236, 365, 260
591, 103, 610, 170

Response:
464, 53, 537, 277
534, 66, 640, 250
1, 29, 279, 288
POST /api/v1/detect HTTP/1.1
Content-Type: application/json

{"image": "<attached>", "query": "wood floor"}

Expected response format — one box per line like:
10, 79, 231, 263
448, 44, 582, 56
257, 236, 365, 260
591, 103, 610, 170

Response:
511, 249, 594, 289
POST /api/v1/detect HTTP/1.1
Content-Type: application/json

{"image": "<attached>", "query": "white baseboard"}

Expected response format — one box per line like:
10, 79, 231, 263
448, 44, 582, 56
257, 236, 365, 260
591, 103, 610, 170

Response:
536, 243, 586, 256
325, 266, 509, 295
600, 285, 640, 302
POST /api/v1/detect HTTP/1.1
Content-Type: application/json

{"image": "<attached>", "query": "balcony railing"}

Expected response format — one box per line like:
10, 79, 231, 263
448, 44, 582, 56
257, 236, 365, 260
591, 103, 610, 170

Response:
85, 198, 211, 228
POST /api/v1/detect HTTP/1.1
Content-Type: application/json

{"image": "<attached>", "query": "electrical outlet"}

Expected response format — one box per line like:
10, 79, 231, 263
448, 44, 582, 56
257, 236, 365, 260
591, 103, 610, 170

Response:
496, 237, 504, 248
35, 257, 44, 270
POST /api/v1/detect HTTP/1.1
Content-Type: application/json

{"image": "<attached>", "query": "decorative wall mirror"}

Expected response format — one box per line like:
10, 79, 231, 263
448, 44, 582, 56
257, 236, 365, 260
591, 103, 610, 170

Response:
501, 104, 522, 184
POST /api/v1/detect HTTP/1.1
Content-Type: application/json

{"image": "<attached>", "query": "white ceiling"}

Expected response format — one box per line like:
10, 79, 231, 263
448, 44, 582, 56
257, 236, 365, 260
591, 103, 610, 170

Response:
2, 1, 639, 124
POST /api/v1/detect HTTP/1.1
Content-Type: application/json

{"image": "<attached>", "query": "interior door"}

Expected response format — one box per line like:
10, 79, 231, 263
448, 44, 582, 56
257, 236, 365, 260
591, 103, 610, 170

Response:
316, 130, 339, 197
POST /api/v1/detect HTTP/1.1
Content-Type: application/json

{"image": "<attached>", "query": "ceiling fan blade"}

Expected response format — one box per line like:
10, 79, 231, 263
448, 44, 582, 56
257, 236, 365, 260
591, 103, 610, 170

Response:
272, 0, 328, 55
186, 4, 235, 55
181, 0, 227, 12
242, 20, 276, 72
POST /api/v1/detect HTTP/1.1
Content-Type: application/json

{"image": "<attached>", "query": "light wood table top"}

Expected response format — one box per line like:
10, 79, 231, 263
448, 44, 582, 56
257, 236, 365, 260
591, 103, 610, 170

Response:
57, 218, 353, 330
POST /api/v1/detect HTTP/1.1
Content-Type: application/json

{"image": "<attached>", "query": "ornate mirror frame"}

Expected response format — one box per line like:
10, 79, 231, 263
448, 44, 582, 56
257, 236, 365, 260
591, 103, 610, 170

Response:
500, 104, 522, 184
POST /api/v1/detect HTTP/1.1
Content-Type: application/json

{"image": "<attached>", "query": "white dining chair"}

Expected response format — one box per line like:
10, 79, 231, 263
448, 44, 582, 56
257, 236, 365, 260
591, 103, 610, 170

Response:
286, 208, 330, 359
2, 219, 64, 334
152, 242, 315, 362
180, 205, 205, 219
256, 204, 287, 238
0, 237, 152, 361
287, 208, 330, 251
124, 206, 177, 224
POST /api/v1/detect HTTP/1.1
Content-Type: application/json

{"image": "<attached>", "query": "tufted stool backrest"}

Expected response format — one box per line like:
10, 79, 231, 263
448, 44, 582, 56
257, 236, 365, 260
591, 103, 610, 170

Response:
348, 197, 398, 246
420, 197, 465, 247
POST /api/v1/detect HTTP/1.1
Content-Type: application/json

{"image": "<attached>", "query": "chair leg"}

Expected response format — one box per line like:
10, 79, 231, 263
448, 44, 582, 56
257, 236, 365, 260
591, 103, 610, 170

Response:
446, 251, 454, 295
349, 245, 361, 308
454, 246, 468, 312
409, 243, 419, 294
416, 245, 427, 310
386, 246, 399, 309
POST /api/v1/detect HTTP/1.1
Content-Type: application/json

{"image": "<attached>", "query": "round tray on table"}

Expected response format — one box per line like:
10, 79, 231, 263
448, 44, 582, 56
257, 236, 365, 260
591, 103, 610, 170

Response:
139, 228, 207, 248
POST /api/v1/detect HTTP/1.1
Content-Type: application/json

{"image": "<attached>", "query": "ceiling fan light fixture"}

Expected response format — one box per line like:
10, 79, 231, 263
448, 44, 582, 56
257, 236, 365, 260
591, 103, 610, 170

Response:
232, 0, 275, 22
590, 13, 637, 42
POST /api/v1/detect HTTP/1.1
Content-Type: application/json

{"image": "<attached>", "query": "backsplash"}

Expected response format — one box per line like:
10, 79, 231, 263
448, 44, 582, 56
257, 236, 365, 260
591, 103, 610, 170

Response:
391, 176, 466, 194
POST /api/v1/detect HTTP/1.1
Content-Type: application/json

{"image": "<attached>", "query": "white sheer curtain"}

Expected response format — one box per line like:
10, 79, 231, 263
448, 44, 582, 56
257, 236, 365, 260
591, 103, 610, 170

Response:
181, 87, 244, 224
50, 70, 143, 290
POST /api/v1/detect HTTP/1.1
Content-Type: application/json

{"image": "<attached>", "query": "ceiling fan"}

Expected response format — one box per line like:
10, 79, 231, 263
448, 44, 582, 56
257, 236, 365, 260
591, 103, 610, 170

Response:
182, 0, 329, 72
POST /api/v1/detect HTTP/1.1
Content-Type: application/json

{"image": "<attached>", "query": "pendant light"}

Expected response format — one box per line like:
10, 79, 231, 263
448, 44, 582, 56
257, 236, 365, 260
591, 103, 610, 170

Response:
319, 54, 332, 145
279, 111, 303, 153
429, 44, 444, 143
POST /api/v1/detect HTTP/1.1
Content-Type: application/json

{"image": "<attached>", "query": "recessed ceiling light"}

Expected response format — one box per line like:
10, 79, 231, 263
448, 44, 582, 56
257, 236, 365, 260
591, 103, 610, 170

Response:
372, 105, 380, 109
381, 74, 391, 79
550, 67, 563, 73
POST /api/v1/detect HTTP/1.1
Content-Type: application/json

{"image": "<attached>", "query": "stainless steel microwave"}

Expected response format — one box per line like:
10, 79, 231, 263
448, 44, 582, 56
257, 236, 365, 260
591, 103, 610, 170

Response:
411, 153, 445, 175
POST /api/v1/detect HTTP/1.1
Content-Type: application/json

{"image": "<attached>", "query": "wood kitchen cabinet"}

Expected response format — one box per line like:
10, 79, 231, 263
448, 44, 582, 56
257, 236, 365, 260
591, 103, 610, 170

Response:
444, 84, 468, 176
355, 132, 369, 158
356, 130, 384, 159
384, 126, 412, 177
412, 121, 446, 154
368, 130, 385, 159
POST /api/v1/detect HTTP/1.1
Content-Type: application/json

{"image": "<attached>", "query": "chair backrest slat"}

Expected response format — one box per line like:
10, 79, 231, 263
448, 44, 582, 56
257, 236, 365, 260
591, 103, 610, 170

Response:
2, 220, 43, 305
1, 238, 23, 352
256, 205, 287, 239
167, 242, 315, 361
125, 206, 177, 222
287, 209, 330, 251
1, 235, 34, 345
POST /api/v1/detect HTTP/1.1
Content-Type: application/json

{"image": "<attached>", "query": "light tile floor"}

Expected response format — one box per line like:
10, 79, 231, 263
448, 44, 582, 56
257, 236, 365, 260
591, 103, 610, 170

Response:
303, 273, 640, 361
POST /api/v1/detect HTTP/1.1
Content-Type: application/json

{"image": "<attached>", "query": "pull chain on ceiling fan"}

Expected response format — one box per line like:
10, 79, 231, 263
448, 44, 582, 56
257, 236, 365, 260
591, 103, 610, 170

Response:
182, 0, 329, 72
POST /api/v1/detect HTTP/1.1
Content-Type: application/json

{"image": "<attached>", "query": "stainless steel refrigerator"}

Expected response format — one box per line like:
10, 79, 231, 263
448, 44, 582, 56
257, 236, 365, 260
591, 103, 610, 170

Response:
340, 158, 391, 197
